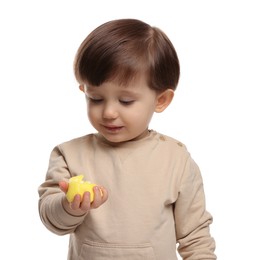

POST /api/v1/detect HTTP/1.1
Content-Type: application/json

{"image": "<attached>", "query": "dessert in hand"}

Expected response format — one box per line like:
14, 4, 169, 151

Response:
66, 175, 96, 202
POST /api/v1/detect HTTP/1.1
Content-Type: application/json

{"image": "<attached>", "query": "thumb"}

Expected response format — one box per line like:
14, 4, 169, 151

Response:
59, 181, 69, 193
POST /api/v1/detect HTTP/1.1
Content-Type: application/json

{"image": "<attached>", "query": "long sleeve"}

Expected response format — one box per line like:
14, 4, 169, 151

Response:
38, 146, 86, 235
174, 156, 216, 259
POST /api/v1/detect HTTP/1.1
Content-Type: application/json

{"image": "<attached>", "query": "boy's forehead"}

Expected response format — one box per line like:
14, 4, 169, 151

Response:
85, 83, 137, 93
85, 80, 148, 95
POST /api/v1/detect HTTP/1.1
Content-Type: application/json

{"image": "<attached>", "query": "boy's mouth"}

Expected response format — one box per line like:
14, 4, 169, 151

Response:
103, 125, 124, 132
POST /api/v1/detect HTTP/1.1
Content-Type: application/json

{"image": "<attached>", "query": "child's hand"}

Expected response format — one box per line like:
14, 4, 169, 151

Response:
59, 181, 108, 215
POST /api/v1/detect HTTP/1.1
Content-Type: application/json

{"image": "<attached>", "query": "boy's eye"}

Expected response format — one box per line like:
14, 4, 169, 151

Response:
88, 97, 103, 103
119, 100, 135, 105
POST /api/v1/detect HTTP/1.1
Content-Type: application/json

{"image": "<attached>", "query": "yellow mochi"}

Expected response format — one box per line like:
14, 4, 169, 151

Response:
66, 175, 96, 202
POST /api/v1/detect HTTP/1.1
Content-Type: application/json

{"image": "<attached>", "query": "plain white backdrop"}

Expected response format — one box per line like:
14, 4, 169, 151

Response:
1, 0, 259, 259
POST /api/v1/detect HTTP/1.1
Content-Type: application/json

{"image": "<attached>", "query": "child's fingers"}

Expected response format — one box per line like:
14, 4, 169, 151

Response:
91, 186, 108, 209
80, 192, 91, 212
70, 194, 82, 210
100, 186, 108, 203
91, 186, 102, 209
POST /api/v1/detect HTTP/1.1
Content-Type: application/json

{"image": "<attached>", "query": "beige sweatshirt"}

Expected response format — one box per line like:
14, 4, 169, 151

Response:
38, 130, 216, 259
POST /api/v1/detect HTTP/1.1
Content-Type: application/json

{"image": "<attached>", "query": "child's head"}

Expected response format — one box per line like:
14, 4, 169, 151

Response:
74, 19, 180, 143
74, 18, 180, 92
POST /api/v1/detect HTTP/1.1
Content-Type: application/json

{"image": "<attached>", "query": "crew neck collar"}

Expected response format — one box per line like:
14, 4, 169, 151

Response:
95, 129, 156, 147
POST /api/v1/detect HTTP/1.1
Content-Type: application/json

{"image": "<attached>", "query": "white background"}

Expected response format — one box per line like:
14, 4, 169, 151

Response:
1, 0, 259, 259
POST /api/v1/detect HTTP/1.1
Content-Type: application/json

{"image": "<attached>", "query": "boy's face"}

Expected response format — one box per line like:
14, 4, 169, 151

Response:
82, 75, 159, 143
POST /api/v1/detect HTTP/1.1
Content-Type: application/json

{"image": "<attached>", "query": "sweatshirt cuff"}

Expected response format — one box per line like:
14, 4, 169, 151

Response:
50, 193, 86, 229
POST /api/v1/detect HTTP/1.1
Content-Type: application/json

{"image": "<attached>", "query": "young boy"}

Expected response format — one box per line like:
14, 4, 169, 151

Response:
38, 18, 216, 259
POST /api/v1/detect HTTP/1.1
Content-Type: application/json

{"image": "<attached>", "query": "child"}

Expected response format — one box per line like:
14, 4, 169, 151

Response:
38, 18, 216, 259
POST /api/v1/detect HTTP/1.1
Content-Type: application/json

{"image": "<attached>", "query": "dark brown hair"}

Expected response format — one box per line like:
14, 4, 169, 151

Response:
74, 19, 180, 91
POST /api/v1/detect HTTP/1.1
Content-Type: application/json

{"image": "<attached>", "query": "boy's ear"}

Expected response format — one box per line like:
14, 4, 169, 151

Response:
155, 89, 174, 113
79, 85, 84, 92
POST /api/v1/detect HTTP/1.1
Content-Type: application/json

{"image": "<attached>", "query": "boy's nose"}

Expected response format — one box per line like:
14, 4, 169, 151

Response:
102, 103, 118, 119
